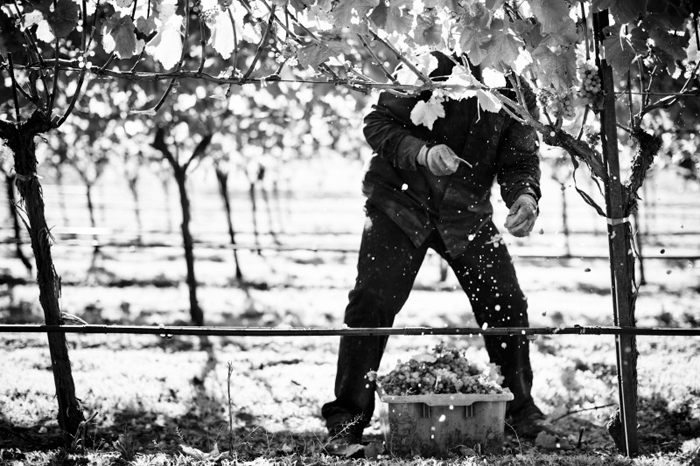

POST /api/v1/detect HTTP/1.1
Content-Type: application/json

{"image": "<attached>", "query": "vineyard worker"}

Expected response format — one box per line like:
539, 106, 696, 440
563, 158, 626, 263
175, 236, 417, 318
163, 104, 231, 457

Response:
322, 52, 550, 454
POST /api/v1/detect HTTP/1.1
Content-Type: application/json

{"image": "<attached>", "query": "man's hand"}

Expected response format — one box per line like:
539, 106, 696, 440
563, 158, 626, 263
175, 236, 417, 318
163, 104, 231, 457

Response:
417, 144, 459, 176
504, 195, 538, 237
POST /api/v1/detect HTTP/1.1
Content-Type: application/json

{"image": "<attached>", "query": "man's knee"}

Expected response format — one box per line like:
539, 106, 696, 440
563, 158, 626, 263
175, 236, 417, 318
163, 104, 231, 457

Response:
477, 296, 529, 327
344, 288, 391, 327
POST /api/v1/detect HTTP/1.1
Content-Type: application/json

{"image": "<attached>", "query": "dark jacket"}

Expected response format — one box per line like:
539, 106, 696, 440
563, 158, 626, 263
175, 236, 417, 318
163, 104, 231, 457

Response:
362, 53, 541, 258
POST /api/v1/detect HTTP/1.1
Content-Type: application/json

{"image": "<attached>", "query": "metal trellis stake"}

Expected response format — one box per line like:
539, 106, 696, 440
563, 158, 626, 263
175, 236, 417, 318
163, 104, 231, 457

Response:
594, 10, 639, 457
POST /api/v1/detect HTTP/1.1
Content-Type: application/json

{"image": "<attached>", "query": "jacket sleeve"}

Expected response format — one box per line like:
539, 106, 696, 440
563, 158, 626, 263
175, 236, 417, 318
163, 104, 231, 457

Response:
363, 94, 434, 170
363, 53, 455, 170
496, 119, 541, 208
496, 78, 542, 208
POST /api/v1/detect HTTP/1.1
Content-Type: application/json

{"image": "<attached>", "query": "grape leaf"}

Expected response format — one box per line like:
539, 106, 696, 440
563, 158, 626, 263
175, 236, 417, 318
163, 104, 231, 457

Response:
297, 39, 352, 70
369, 2, 388, 29
475, 89, 502, 113
0, 10, 25, 57
459, 31, 488, 66
217, 4, 249, 47
528, 0, 570, 35
394, 65, 417, 85
209, 8, 235, 59
24, 4, 54, 43
145, 5, 183, 70
650, 33, 688, 64
331, 0, 378, 27
417, 53, 439, 76
414, 12, 442, 47
134, 15, 157, 38
384, 4, 414, 36
527, 1, 578, 51
593, 0, 646, 24
442, 65, 479, 100
35, 20, 55, 43
628, 25, 650, 54
511, 18, 545, 50
603, 29, 636, 78
297, 43, 331, 69
688, 32, 699, 62
31, 0, 79, 39
653, 48, 678, 77
410, 96, 445, 130
50, 0, 80, 38
394, 53, 438, 85
645, 15, 689, 61
511, 49, 534, 76
481, 68, 506, 88
23, 10, 54, 43
531, 44, 576, 93
102, 12, 143, 59
481, 30, 522, 70
456, 5, 491, 63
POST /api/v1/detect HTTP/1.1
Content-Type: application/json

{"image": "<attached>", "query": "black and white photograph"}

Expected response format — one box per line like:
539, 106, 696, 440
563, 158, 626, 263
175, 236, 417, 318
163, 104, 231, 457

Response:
1, 1, 699, 464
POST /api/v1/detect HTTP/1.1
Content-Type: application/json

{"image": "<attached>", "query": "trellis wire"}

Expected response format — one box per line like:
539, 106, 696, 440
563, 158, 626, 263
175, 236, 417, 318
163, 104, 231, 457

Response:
1, 324, 698, 337
1, 238, 698, 260
3, 227, 700, 237
6, 63, 700, 99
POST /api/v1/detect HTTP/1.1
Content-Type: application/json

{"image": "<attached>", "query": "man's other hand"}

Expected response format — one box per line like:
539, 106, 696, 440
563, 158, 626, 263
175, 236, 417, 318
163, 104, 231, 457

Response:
504, 195, 538, 237
417, 144, 459, 176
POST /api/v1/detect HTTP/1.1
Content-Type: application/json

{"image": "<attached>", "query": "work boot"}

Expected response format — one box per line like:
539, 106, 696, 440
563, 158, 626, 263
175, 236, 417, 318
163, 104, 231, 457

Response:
507, 401, 556, 439
324, 424, 364, 458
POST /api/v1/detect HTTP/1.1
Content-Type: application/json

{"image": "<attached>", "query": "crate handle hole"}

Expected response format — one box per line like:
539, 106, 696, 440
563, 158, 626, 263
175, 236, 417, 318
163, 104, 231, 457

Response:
465, 405, 474, 418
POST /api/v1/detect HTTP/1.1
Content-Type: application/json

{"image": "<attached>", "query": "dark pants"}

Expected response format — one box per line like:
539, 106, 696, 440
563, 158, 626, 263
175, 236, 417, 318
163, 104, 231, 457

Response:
321, 204, 536, 436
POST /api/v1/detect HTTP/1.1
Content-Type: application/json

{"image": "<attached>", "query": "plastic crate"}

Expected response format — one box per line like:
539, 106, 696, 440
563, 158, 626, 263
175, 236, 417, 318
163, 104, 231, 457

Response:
379, 390, 514, 457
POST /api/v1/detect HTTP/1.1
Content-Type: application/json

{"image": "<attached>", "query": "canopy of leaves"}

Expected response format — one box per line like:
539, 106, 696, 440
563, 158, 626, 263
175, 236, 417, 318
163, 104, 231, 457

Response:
0, 0, 697, 154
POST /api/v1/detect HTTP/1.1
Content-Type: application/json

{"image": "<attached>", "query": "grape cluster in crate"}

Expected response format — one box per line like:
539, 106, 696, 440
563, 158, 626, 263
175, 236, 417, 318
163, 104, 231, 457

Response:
368, 344, 509, 396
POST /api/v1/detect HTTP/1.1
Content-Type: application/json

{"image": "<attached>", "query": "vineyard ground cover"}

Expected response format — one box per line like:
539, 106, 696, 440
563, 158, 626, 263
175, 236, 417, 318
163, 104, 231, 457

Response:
0, 160, 699, 464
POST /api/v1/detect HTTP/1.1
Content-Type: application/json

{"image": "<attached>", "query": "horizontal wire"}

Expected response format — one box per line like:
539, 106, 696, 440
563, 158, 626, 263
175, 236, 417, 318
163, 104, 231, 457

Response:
1, 324, 699, 337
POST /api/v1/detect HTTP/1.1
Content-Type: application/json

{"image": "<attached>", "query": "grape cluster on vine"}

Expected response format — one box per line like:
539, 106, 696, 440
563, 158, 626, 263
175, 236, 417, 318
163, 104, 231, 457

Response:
192, 0, 221, 24
537, 88, 576, 120
369, 343, 508, 396
200, 8, 220, 24
576, 62, 602, 103
559, 93, 576, 120
276, 40, 299, 66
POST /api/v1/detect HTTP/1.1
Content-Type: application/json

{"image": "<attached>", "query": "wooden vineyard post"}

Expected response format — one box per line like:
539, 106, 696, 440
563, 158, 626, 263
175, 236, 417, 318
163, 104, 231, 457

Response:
0, 114, 85, 444
593, 11, 639, 456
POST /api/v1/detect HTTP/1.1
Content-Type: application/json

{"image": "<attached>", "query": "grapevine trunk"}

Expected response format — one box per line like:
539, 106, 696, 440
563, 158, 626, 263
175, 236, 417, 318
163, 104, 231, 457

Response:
1, 115, 85, 444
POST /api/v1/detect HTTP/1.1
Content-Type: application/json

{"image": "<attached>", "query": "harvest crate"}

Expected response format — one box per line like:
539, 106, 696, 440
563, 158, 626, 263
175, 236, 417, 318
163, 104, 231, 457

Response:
378, 390, 514, 457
